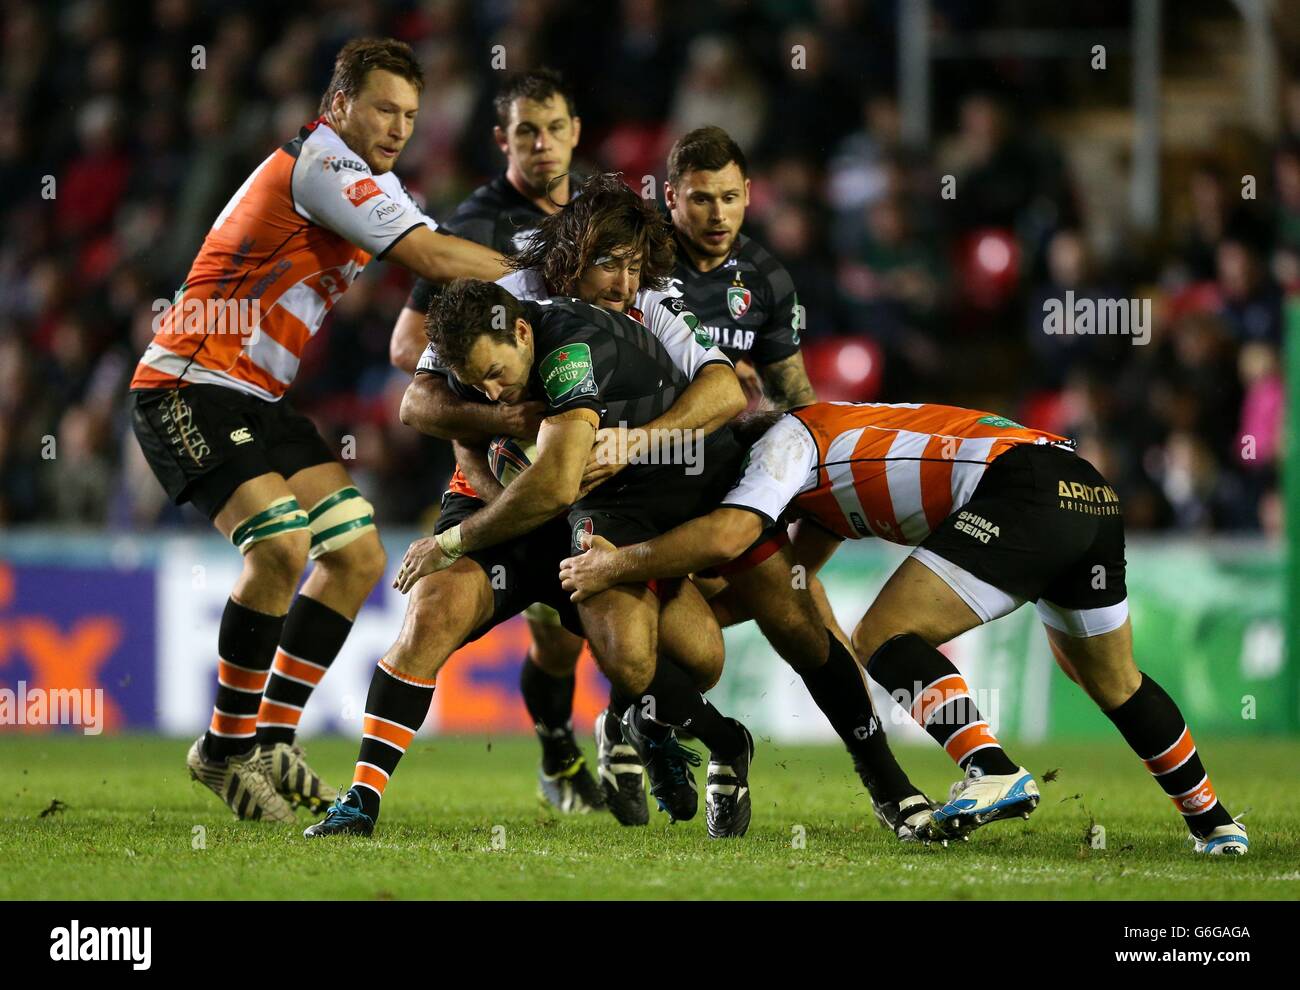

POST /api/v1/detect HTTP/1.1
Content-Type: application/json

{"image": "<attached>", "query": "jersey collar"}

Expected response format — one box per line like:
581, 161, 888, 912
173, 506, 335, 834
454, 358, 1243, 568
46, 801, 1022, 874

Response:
496, 172, 549, 217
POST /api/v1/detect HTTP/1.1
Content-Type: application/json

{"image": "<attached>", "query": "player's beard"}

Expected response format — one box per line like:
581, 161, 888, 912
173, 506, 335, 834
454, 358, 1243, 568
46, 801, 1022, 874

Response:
695, 228, 734, 259
527, 163, 570, 202
367, 144, 401, 174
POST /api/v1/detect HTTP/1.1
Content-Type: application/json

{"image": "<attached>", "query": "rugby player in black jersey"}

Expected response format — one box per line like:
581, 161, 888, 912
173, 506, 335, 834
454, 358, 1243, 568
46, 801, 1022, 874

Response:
388, 70, 609, 814
308, 281, 758, 839
455, 175, 931, 837
390, 67, 580, 369
399, 175, 740, 823
665, 127, 817, 410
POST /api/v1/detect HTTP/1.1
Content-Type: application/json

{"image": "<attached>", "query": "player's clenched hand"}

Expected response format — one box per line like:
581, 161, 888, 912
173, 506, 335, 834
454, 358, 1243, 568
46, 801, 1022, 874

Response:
393, 537, 454, 593
559, 532, 622, 602
580, 426, 629, 495
501, 400, 547, 440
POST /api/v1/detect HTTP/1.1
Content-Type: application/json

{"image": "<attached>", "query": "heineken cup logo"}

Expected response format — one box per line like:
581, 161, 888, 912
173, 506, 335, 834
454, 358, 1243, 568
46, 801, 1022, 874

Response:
540, 343, 598, 402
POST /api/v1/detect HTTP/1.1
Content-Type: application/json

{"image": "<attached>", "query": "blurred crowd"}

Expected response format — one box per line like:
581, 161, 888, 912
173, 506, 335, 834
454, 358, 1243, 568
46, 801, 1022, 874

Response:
0, 0, 1290, 535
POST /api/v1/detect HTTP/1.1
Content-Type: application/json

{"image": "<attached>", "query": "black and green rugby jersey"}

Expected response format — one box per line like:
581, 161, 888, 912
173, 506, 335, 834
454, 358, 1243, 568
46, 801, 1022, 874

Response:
520, 297, 741, 489
406, 174, 546, 314
423, 296, 734, 485
669, 232, 802, 367
520, 298, 691, 428
421, 297, 693, 428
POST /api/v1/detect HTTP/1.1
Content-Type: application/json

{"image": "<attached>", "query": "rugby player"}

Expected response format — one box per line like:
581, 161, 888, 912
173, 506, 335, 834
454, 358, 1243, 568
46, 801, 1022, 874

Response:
491, 125, 838, 821
306, 279, 757, 839
387, 69, 602, 813
128, 39, 509, 822
559, 402, 1249, 854
663, 130, 942, 833
398, 173, 742, 821
665, 126, 817, 410
389, 67, 580, 368
497, 178, 936, 837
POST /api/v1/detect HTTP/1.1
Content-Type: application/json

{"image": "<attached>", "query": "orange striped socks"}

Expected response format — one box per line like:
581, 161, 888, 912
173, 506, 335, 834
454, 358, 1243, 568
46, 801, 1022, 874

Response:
205, 598, 285, 762
256, 596, 353, 747
351, 659, 437, 820
1104, 673, 1234, 836
866, 633, 1019, 775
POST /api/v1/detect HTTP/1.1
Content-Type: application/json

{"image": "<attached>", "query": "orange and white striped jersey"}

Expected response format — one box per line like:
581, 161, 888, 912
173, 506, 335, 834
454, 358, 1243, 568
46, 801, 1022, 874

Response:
130, 117, 437, 401
720, 401, 1070, 545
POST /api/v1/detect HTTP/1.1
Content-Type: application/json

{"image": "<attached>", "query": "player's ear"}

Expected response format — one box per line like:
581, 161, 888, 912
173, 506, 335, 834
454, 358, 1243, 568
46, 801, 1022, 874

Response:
493, 125, 508, 154
514, 317, 531, 348
743, 177, 751, 206
664, 182, 676, 209
330, 88, 348, 120
569, 116, 581, 147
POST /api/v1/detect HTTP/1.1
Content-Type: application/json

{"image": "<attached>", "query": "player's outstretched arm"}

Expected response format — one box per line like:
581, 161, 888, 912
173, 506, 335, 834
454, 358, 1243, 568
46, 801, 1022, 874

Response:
559, 507, 763, 602
399, 372, 544, 443
386, 226, 510, 285
641, 296, 746, 433
388, 229, 511, 373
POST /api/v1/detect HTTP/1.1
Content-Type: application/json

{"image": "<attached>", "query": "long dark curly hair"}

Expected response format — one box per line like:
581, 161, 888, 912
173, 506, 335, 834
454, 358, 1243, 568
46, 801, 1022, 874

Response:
508, 173, 676, 295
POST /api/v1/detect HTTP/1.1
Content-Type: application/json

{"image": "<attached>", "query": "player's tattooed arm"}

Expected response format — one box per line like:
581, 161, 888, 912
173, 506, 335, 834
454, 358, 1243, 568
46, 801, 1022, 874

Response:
399, 373, 545, 443
453, 441, 504, 503
758, 352, 817, 410
559, 508, 763, 602
581, 364, 744, 493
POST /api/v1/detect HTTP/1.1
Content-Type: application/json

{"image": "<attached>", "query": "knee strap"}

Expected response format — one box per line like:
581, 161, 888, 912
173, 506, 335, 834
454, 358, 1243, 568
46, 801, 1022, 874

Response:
231, 497, 309, 553
307, 486, 376, 559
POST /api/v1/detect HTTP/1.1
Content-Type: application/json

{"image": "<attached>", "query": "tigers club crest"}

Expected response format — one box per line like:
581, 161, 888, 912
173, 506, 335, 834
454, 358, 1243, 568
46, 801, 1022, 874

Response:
727, 284, 751, 319
572, 516, 594, 553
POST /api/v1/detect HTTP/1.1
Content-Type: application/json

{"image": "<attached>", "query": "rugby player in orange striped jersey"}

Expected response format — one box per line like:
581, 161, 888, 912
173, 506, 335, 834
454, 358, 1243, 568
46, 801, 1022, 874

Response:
128, 39, 510, 823
560, 401, 1248, 854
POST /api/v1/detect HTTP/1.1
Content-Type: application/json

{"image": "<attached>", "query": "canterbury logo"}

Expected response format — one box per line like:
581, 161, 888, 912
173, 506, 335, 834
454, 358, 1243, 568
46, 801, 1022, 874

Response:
229, 428, 253, 445
1183, 789, 1215, 811
852, 717, 880, 740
